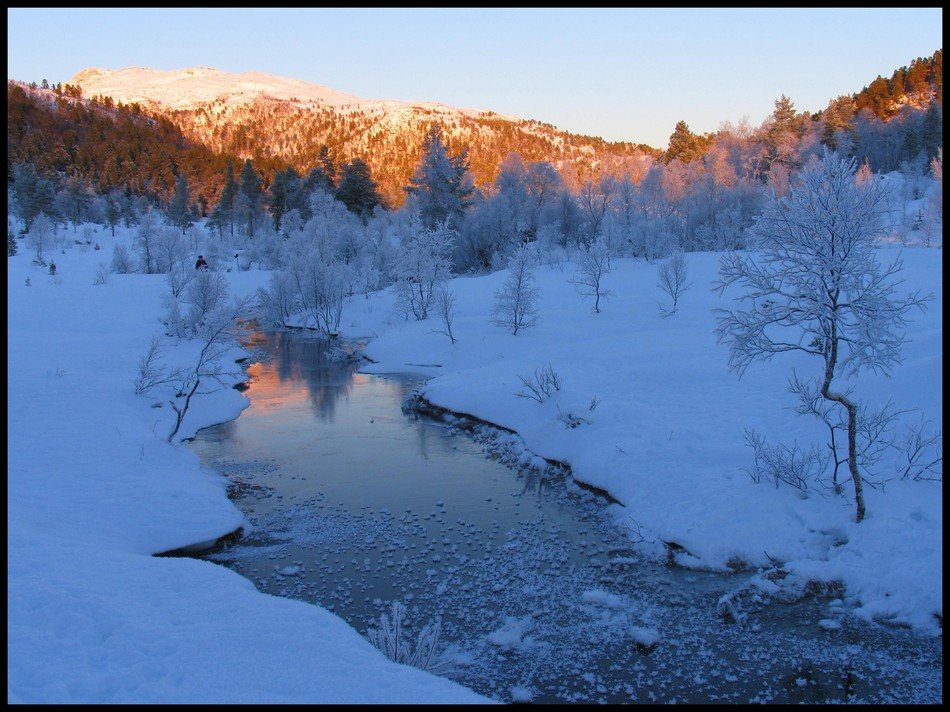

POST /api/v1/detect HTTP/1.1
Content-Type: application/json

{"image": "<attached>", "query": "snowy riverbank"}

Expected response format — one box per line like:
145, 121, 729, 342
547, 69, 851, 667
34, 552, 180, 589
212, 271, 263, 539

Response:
8, 219, 940, 704
337, 249, 942, 635
7, 225, 489, 703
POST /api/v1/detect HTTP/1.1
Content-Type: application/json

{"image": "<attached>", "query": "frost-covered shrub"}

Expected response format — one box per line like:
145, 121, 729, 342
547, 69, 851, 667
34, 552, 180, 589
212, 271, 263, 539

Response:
256, 271, 300, 328
93, 263, 109, 285
367, 601, 453, 674
28, 213, 53, 262
183, 272, 229, 333
110, 243, 135, 273
153, 226, 189, 274
393, 218, 453, 321
515, 364, 561, 403
743, 429, 828, 494
296, 255, 350, 335
432, 287, 457, 344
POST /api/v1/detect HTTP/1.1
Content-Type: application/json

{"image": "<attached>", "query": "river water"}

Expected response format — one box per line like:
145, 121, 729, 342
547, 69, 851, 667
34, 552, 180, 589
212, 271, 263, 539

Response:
187, 329, 941, 704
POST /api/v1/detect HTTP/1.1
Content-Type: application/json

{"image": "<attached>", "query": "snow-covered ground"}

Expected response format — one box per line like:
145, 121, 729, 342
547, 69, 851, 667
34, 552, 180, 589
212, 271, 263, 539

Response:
339, 247, 942, 635
8, 218, 941, 703
7, 225, 489, 703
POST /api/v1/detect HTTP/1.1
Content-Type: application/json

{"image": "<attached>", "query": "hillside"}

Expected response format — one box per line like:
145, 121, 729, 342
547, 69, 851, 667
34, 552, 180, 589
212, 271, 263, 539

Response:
70, 66, 659, 205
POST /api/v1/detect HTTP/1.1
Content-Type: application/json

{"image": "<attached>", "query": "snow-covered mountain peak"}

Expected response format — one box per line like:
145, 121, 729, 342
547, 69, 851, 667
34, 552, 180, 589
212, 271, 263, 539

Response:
70, 66, 368, 110
68, 65, 515, 121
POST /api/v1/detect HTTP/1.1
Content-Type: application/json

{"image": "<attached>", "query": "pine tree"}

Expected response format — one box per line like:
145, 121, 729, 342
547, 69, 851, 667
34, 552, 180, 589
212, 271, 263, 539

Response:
267, 167, 303, 232
105, 191, 122, 237
11, 163, 55, 233
665, 121, 704, 164
167, 172, 194, 232
404, 124, 473, 230
238, 159, 263, 238
335, 158, 386, 221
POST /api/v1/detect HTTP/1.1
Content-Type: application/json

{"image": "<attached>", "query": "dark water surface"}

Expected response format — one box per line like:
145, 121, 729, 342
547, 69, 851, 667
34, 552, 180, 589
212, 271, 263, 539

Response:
188, 330, 941, 704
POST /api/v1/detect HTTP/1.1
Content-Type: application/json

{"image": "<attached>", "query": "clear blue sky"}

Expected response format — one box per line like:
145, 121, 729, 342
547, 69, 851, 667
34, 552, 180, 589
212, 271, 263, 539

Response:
7, 8, 943, 149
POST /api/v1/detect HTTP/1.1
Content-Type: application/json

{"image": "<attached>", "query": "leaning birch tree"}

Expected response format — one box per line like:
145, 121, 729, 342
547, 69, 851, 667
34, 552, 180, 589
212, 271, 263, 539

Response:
714, 149, 930, 523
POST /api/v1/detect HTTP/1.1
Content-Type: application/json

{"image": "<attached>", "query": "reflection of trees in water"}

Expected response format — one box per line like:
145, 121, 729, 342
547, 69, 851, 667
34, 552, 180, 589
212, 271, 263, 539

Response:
415, 420, 430, 460
519, 470, 556, 500
267, 331, 358, 422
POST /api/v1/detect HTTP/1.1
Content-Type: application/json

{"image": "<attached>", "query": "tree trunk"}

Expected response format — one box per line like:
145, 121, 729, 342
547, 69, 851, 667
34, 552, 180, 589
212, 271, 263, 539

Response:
821, 328, 866, 522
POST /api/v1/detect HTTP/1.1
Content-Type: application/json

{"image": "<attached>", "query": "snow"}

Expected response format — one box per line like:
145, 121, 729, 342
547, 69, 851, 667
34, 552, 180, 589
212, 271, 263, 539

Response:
70, 66, 517, 121
8, 218, 941, 703
581, 588, 625, 609
629, 627, 662, 648
7, 226, 489, 704
340, 248, 942, 635
486, 616, 534, 651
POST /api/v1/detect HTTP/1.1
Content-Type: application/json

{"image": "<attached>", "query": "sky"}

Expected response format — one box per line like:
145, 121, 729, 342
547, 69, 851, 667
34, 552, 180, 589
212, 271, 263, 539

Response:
6, 7, 943, 149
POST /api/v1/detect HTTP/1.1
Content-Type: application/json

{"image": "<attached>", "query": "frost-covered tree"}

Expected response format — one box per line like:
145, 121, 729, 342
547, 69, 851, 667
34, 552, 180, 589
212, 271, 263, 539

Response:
432, 287, 458, 344
393, 216, 454, 321
404, 124, 473, 231
153, 226, 190, 274
656, 250, 691, 316
256, 271, 300, 328
134, 207, 162, 273
491, 243, 540, 335
569, 235, 612, 313
167, 299, 249, 443
714, 149, 931, 522
298, 253, 351, 335
183, 271, 230, 334
27, 213, 54, 262
930, 147, 942, 221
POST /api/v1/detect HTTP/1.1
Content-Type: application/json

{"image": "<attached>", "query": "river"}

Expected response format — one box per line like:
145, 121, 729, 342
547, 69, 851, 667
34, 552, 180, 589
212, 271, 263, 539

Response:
187, 329, 941, 703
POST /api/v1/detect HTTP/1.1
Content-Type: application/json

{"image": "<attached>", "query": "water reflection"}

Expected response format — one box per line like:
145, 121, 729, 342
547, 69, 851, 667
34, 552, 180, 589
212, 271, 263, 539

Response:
189, 329, 942, 704
248, 331, 374, 423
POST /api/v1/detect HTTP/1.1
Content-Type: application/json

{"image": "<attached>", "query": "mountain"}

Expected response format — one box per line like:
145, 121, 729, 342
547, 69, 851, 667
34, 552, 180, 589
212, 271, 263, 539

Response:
70, 66, 659, 205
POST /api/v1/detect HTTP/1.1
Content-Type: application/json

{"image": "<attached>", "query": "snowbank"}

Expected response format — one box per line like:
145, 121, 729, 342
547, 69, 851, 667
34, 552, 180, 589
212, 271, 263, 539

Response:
7, 225, 488, 703
341, 248, 942, 634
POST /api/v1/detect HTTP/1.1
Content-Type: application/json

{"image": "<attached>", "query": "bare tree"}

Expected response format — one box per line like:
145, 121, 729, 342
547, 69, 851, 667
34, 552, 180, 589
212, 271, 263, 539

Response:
515, 364, 562, 402
491, 244, 540, 335
431, 286, 458, 344
167, 299, 250, 443
714, 149, 931, 523
569, 235, 612, 313
134, 207, 161, 273
28, 213, 53, 263
656, 250, 691, 316
133, 333, 185, 395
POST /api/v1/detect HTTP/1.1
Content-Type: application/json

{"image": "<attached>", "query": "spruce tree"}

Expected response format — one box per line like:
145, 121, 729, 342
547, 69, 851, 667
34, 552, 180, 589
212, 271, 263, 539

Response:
216, 160, 238, 238
167, 172, 194, 232
664, 121, 703, 164
335, 158, 386, 221
239, 159, 263, 238
404, 124, 473, 230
